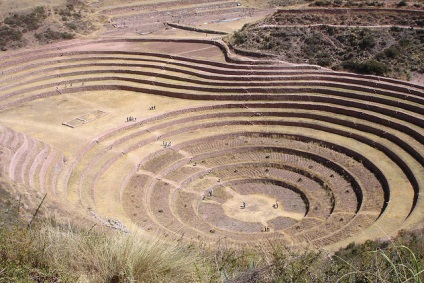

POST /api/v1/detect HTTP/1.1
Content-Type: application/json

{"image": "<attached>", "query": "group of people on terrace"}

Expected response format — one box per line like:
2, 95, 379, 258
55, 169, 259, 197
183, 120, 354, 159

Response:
162, 141, 171, 148
201, 189, 214, 200
263, 226, 270, 232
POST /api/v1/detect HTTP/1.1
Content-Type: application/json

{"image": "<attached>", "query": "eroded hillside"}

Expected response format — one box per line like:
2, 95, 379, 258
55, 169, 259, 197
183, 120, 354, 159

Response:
225, 8, 424, 80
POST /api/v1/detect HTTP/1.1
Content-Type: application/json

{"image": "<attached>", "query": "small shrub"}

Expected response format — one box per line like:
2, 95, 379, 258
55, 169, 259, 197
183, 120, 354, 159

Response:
384, 45, 400, 58
59, 9, 72, 17
61, 32, 74, 39
35, 28, 74, 43
232, 30, 246, 45
65, 22, 77, 30
360, 34, 376, 49
317, 57, 333, 66
362, 60, 389, 75
390, 26, 402, 32
342, 59, 388, 75
313, 0, 332, 6
397, 0, 407, 7
0, 26, 22, 47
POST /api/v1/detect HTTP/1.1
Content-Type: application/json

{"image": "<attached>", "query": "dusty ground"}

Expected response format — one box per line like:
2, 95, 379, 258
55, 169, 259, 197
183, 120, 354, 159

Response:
410, 72, 424, 87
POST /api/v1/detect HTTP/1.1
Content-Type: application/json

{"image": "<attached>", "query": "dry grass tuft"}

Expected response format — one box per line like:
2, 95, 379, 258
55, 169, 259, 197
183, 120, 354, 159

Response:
39, 225, 198, 282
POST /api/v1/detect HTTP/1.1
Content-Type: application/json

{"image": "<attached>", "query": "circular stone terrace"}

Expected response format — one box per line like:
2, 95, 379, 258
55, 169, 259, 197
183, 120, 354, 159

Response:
0, 37, 422, 251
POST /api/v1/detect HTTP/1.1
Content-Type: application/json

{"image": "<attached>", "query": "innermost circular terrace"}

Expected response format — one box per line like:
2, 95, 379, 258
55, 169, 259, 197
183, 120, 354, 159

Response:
220, 186, 306, 223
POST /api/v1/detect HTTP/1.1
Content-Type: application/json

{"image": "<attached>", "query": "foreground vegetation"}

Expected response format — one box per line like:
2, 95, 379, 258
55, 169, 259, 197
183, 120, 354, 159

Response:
0, 224, 198, 282
0, 217, 422, 282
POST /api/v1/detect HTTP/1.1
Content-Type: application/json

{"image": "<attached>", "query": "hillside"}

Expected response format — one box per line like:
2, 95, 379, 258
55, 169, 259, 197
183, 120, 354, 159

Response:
225, 8, 424, 80
270, 0, 423, 8
0, 4, 100, 51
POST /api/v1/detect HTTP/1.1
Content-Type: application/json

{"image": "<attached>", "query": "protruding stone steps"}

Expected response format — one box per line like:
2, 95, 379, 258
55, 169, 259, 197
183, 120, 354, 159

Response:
103, 0, 233, 14
29, 143, 50, 191
108, 1, 241, 18
0, 126, 65, 198
0, 54, 421, 99
0, 48, 421, 95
